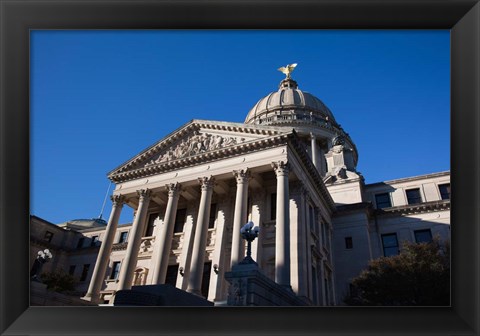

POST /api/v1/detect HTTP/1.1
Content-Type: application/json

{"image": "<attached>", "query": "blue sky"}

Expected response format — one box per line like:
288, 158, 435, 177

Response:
30, 30, 450, 225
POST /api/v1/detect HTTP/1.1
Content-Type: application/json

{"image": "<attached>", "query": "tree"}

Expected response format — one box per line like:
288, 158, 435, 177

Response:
345, 239, 450, 306
40, 271, 77, 294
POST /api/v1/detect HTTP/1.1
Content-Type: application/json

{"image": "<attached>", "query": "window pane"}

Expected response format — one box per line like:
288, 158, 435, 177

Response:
174, 209, 187, 233
44, 231, 54, 242
439, 184, 450, 200
145, 213, 158, 237
415, 229, 432, 243
80, 264, 90, 281
76, 237, 85, 249
90, 236, 99, 247
406, 189, 422, 204
110, 262, 121, 279
384, 247, 399, 257
119, 231, 128, 243
271, 193, 277, 220
208, 204, 217, 229
382, 234, 397, 247
165, 264, 179, 286
375, 193, 391, 209
382, 233, 399, 256
345, 237, 353, 249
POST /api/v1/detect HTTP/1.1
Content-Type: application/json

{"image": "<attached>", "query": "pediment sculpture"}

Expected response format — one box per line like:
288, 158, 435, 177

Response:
145, 132, 241, 167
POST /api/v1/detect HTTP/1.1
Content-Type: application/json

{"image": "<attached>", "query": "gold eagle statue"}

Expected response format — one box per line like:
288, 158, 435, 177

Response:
278, 63, 298, 79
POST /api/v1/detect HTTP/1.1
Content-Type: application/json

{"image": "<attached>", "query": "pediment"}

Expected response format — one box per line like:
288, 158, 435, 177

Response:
108, 120, 291, 182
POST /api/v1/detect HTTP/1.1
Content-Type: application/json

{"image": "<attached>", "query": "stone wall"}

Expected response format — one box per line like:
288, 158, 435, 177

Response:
224, 263, 307, 306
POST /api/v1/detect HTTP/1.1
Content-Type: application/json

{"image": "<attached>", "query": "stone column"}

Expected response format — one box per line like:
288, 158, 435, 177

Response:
310, 132, 318, 170
187, 176, 215, 297
272, 161, 291, 288
152, 183, 181, 284
117, 189, 151, 291
82, 194, 124, 302
230, 169, 250, 267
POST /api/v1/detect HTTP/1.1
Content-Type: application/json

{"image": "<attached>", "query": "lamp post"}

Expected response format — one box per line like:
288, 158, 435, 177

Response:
239, 221, 260, 265
30, 249, 53, 282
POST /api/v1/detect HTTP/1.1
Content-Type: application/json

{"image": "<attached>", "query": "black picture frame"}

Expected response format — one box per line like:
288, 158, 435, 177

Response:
1, 1, 479, 335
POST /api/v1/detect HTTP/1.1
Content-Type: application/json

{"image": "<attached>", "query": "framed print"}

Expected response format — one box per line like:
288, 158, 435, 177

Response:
1, 1, 479, 335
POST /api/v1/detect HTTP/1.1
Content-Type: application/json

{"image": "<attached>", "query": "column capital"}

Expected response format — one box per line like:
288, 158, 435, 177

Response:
198, 176, 215, 191
310, 132, 316, 140
271, 161, 290, 176
166, 182, 182, 197
110, 194, 125, 205
233, 169, 251, 184
137, 189, 152, 200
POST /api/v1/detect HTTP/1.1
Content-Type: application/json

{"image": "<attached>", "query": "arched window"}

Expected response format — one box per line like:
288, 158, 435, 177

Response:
132, 267, 149, 286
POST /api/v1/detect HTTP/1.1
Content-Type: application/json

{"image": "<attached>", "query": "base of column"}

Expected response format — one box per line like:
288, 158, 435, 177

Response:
80, 294, 101, 304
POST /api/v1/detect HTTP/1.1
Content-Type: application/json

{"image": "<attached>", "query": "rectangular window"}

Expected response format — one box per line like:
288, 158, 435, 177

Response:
174, 208, 187, 233
68, 265, 76, 276
208, 203, 217, 229
270, 193, 277, 220
80, 264, 90, 281
110, 261, 121, 279
324, 278, 329, 305
321, 222, 327, 247
311, 266, 318, 305
406, 188, 422, 205
414, 229, 433, 243
165, 264, 179, 287
201, 262, 212, 298
439, 183, 450, 200
375, 193, 392, 209
118, 231, 128, 243
76, 237, 85, 249
345, 237, 353, 249
43, 231, 54, 242
90, 236, 99, 247
145, 213, 158, 237
381, 233, 399, 257
309, 205, 316, 233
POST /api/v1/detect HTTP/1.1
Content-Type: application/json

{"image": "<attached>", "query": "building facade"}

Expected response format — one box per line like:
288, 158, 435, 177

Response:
30, 75, 450, 306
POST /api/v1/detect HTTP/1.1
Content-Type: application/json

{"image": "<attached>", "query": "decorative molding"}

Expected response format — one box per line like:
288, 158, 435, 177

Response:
144, 131, 240, 167
166, 182, 182, 198
198, 176, 215, 191
233, 169, 250, 184
271, 161, 289, 176
110, 194, 125, 205
375, 199, 450, 216
109, 133, 291, 183
137, 189, 151, 201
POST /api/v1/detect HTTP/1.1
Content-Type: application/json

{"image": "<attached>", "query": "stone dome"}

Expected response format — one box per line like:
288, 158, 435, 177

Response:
244, 78, 337, 126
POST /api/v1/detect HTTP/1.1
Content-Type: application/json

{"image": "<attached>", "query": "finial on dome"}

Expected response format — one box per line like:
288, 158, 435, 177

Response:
278, 63, 298, 79
278, 63, 299, 89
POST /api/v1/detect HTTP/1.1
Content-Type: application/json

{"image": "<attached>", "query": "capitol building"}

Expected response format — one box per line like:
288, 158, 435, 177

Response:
30, 67, 450, 306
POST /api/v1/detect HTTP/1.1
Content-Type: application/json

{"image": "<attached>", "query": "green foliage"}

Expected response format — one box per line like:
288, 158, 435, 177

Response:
40, 270, 77, 293
345, 239, 450, 306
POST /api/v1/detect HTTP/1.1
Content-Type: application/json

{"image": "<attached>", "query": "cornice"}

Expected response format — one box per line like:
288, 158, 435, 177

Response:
286, 132, 336, 213
375, 199, 450, 216
366, 171, 450, 187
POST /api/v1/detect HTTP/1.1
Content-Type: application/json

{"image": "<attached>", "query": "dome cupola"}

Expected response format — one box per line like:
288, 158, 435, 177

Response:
244, 68, 337, 127
244, 64, 359, 179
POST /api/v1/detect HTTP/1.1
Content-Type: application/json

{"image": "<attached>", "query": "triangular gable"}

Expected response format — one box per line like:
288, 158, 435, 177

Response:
108, 119, 292, 182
